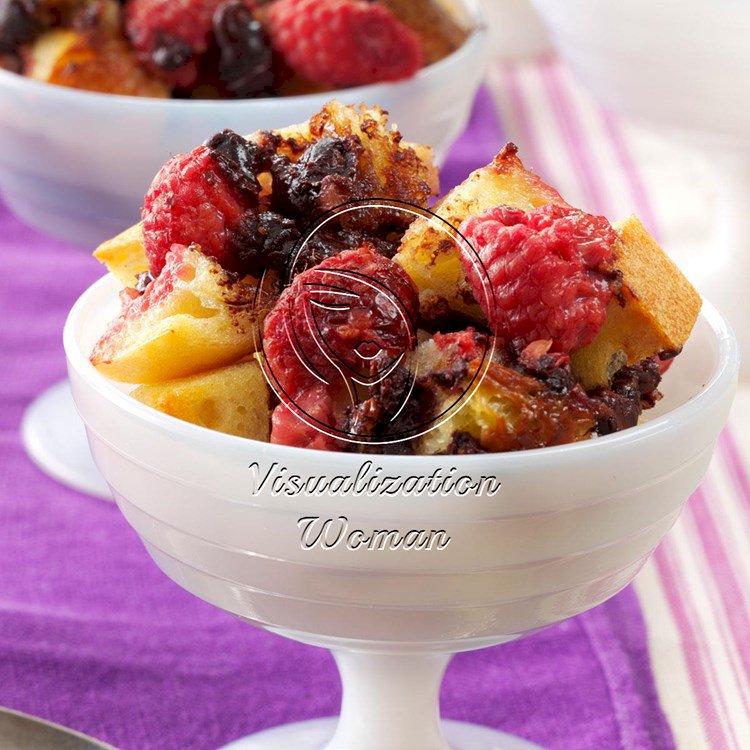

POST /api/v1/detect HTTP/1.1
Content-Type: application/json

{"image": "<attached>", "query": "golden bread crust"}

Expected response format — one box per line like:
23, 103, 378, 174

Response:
26, 29, 169, 98
571, 215, 702, 388
132, 359, 270, 440
93, 224, 149, 287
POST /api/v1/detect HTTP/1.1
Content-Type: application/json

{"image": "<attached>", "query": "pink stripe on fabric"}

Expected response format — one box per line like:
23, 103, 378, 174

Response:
690, 484, 750, 712
501, 63, 549, 179
719, 430, 750, 506
596, 80, 749, 555
599, 109, 663, 239
546, 59, 740, 748
653, 544, 736, 750
539, 60, 608, 215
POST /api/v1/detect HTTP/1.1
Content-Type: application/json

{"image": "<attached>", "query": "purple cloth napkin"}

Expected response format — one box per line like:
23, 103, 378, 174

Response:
0, 90, 674, 750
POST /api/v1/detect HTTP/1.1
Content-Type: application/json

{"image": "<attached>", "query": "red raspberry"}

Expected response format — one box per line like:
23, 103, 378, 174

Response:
434, 329, 488, 364
125, 0, 254, 87
267, 0, 422, 88
142, 145, 251, 275
262, 244, 418, 401
270, 383, 345, 450
460, 204, 617, 353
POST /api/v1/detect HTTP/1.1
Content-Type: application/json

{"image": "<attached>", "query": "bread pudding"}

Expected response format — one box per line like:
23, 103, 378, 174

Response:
0, 0, 465, 99
89, 101, 701, 454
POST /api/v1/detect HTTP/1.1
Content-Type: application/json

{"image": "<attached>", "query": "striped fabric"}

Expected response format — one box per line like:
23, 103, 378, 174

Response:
485, 56, 749, 750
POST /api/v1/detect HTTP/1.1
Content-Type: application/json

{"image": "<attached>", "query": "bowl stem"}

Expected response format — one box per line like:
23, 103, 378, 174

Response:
326, 650, 452, 750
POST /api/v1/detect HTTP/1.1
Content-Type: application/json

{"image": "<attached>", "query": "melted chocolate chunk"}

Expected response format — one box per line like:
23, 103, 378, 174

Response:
612, 358, 662, 404
510, 339, 575, 395
659, 348, 681, 362
205, 128, 273, 199
270, 136, 363, 217
593, 358, 662, 435
0, 0, 38, 55
426, 359, 469, 390
441, 431, 487, 455
151, 30, 192, 71
213, 0, 274, 98
297, 227, 401, 270
343, 362, 431, 454
230, 210, 300, 277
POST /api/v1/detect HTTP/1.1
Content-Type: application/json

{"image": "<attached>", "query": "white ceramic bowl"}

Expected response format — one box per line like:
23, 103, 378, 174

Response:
530, 0, 750, 140
0, 0, 487, 249
63, 273, 738, 750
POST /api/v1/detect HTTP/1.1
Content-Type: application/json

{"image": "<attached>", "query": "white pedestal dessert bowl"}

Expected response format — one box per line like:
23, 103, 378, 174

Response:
64, 274, 739, 749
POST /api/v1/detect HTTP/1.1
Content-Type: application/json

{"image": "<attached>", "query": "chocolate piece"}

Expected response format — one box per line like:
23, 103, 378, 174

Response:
511, 339, 575, 395
343, 362, 431, 453
151, 30, 192, 71
270, 136, 363, 217
593, 358, 662, 435
205, 128, 272, 198
231, 210, 300, 277
0, 0, 38, 55
441, 431, 487, 455
213, 0, 275, 98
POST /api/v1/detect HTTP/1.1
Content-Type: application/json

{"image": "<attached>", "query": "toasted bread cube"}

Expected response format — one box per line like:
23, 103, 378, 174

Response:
26, 28, 169, 98
251, 101, 439, 202
413, 338, 600, 455
94, 224, 149, 287
132, 359, 270, 440
571, 216, 702, 389
91, 245, 263, 383
395, 143, 566, 321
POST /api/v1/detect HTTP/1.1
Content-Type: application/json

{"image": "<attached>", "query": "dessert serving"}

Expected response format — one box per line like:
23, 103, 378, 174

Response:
0, 0, 465, 98
89, 101, 702, 454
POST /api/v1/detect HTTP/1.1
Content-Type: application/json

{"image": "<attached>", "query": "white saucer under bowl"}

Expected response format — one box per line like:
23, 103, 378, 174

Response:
21, 379, 110, 500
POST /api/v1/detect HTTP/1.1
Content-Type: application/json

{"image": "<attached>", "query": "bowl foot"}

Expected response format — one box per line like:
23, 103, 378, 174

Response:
21, 380, 111, 500
218, 717, 545, 750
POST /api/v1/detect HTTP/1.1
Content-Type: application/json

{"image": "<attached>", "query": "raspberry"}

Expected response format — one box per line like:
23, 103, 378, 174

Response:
460, 204, 617, 353
267, 0, 422, 88
262, 244, 418, 400
434, 329, 488, 364
142, 143, 253, 275
270, 383, 345, 450
125, 0, 254, 87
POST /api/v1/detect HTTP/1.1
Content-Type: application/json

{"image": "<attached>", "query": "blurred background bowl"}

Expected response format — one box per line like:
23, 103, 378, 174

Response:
480, 0, 550, 60
532, 0, 750, 378
0, 0, 487, 249
530, 0, 750, 140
